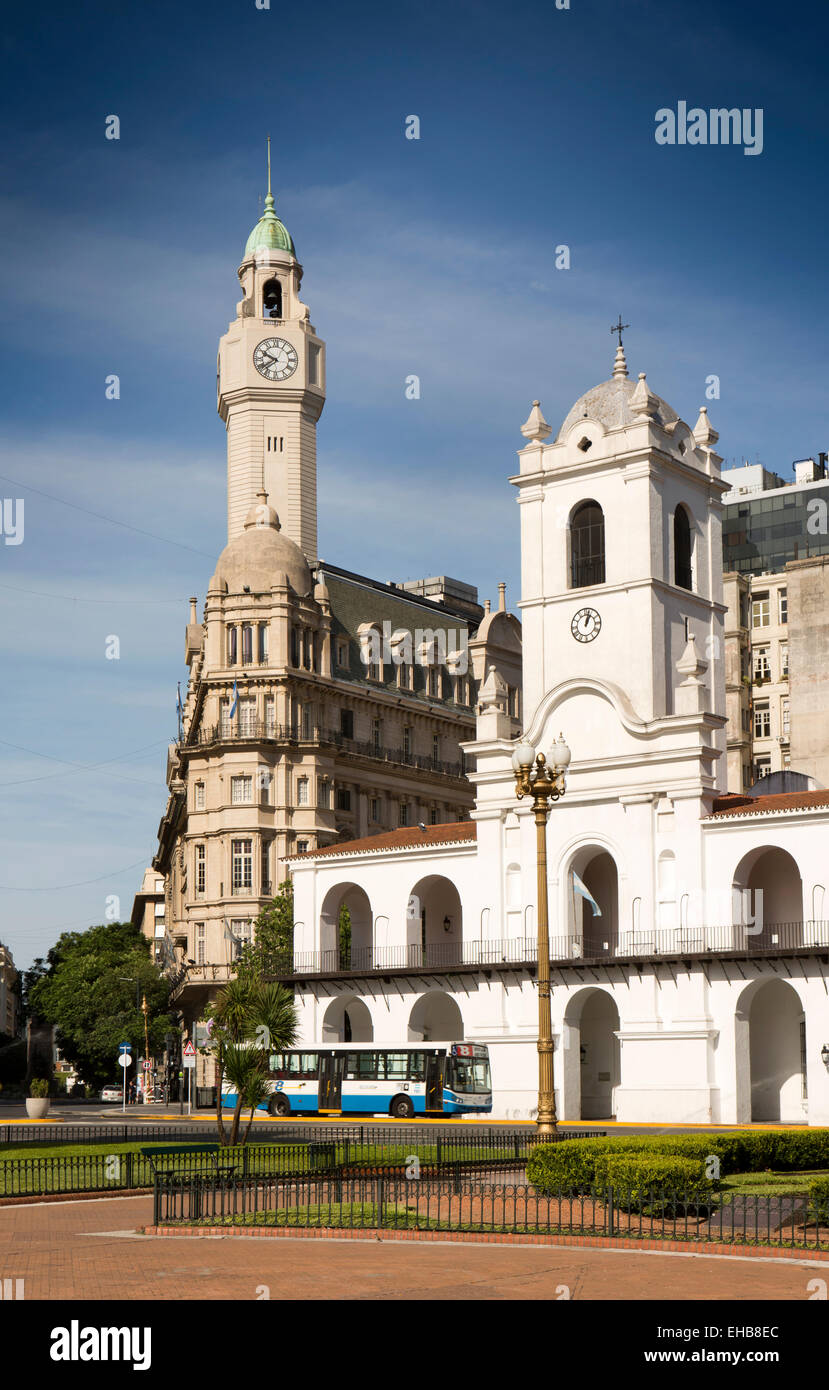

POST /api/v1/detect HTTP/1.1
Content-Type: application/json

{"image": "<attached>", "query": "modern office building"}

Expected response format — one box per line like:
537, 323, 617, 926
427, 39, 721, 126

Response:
722, 458, 828, 789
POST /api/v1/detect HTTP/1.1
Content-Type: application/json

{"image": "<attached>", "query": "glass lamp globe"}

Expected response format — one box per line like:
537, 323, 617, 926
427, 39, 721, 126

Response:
511, 740, 536, 772
552, 734, 571, 771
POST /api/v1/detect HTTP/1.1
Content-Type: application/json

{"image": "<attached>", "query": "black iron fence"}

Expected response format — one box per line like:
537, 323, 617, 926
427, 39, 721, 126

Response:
0, 1127, 601, 1197
0, 1121, 588, 1147
151, 1173, 829, 1251
186, 721, 465, 780
262, 920, 829, 978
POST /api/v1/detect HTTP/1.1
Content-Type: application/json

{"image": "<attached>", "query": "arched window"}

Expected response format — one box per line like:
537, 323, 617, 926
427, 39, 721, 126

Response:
674, 507, 693, 590
570, 501, 605, 588
262, 278, 282, 318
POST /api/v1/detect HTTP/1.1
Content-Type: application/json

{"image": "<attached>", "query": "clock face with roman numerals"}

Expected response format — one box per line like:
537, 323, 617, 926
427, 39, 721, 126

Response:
253, 337, 298, 382
571, 607, 602, 642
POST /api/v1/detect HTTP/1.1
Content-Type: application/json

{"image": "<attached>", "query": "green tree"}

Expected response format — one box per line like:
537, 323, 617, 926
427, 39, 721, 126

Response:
204, 977, 298, 1146
236, 879, 294, 978
28, 922, 174, 1091
338, 903, 351, 967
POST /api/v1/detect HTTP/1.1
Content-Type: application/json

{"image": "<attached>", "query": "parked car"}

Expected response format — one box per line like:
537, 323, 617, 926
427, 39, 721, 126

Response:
100, 1084, 122, 1103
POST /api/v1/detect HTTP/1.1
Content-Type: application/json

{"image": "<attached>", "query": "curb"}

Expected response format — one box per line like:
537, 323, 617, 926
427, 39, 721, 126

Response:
141, 1223, 829, 1259
0, 1188, 153, 1207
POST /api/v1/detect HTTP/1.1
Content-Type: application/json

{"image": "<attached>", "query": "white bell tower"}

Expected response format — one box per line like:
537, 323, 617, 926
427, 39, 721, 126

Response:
217, 142, 325, 560
512, 336, 728, 776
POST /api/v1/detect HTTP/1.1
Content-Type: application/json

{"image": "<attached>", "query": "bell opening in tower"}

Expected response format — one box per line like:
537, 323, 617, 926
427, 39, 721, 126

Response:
570, 500, 606, 589
263, 278, 283, 319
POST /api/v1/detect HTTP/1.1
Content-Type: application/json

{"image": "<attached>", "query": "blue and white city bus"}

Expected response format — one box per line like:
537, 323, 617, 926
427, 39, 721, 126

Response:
221, 1042, 492, 1118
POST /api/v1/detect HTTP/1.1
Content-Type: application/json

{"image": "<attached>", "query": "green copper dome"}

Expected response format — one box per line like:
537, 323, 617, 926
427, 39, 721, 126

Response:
244, 191, 295, 260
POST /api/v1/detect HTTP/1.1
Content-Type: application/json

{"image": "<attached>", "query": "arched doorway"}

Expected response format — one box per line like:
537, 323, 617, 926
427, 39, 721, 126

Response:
562, 988, 620, 1120
408, 992, 464, 1043
407, 876, 462, 967
322, 995, 373, 1043
566, 847, 619, 954
732, 847, 803, 947
736, 979, 806, 1122
319, 883, 373, 970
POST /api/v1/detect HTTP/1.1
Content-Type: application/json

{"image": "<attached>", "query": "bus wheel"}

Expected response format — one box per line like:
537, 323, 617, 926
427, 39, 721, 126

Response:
390, 1095, 415, 1119
269, 1093, 291, 1117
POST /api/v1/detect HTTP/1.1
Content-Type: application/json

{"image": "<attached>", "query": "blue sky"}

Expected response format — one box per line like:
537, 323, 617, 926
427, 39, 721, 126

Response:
1, 0, 827, 969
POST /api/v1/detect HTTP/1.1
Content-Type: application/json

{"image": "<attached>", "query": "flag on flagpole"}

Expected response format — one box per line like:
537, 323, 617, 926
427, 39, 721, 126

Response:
572, 871, 602, 917
176, 684, 183, 716
229, 680, 239, 719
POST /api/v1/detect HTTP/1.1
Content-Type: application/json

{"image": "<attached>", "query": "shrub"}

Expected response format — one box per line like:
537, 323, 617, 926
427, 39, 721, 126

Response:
595, 1153, 713, 1212
29, 1078, 50, 1099
808, 1176, 829, 1225
527, 1130, 829, 1195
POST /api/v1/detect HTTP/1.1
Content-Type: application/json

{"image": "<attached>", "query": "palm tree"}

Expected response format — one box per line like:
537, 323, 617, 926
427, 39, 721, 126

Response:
208, 978, 298, 1147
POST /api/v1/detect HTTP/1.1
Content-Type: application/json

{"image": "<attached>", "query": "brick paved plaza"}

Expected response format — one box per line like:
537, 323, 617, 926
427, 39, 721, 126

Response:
1, 1195, 824, 1301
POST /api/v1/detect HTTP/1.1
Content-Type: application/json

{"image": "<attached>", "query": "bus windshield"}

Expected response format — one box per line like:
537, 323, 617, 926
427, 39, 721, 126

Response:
447, 1057, 491, 1094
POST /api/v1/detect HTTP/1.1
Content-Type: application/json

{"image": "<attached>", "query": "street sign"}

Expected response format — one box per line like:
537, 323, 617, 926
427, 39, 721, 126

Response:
117, 1054, 132, 1069
183, 1040, 196, 1058
119, 1042, 132, 1052
183, 1054, 195, 1069
142, 1060, 153, 1071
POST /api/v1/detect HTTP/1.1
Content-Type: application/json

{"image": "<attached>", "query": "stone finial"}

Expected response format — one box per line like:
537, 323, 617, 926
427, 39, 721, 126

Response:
675, 632, 709, 715
497, 582, 506, 613
630, 371, 658, 419
189, 597, 197, 624
693, 406, 719, 447
244, 488, 280, 531
677, 631, 708, 678
484, 598, 491, 615
479, 664, 508, 714
612, 344, 629, 381
520, 400, 552, 443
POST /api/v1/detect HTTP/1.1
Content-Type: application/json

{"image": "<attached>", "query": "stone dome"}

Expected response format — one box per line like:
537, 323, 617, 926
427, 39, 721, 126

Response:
211, 491, 311, 596
557, 346, 678, 441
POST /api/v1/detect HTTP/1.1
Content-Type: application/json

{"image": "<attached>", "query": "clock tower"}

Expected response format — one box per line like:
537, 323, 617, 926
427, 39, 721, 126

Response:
217, 146, 325, 560
511, 340, 729, 787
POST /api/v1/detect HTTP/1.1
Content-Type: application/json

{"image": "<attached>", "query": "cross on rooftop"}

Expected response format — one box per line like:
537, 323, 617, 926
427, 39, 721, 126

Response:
610, 315, 629, 347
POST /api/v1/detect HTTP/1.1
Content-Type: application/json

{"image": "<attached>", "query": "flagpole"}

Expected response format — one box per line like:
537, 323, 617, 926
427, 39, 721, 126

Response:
176, 682, 182, 742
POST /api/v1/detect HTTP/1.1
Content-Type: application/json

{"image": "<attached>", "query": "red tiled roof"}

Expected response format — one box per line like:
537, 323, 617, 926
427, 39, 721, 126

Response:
710, 789, 829, 818
288, 821, 477, 860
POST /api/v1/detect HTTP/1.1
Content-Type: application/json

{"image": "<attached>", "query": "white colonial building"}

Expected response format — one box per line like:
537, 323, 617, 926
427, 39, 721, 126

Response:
288, 344, 829, 1127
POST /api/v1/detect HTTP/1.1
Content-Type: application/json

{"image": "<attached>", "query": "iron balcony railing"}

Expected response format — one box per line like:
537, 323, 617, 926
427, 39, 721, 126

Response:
260, 920, 829, 979
185, 721, 465, 779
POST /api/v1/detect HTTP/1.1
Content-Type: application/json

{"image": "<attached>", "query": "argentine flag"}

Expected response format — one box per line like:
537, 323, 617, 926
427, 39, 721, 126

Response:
229, 680, 239, 719
572, 871, 602, 917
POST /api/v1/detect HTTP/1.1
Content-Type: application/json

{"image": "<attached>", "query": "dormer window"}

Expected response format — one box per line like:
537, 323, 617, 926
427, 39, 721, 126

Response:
262, 278, 282, 319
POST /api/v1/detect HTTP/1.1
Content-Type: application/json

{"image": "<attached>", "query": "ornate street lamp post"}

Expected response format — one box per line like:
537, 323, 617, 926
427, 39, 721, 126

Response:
511, 733, 571, 1137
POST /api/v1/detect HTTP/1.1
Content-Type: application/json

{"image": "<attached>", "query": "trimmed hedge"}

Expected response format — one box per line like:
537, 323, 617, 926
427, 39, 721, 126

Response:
808, 1176, 829, 1224
527, 1130, 829, 1195
594, 1154, 712, 1210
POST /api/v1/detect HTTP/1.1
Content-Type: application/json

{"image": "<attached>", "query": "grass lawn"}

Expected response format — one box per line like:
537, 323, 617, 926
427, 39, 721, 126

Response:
718, 1169, 826, 1198
0, 1137, 519, 1196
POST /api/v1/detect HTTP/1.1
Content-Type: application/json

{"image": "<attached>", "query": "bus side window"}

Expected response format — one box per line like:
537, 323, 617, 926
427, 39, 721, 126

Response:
345, 1053, 359, 1080
408, 1052, 425, 1081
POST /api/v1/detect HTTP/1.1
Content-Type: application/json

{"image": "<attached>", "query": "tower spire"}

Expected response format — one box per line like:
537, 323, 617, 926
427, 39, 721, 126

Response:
610, 315, 629, 380
267, 134, 272, 198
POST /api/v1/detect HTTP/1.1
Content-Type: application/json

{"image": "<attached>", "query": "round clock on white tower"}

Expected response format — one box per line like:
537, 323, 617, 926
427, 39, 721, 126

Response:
571, 607, 602, 643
